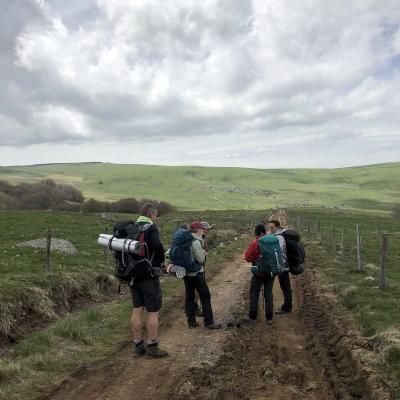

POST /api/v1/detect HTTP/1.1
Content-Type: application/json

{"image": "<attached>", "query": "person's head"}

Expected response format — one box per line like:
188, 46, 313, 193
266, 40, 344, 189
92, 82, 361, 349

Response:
200, 221, 213, 236
140, 203, 158, 221
254, 224, 266, 237
190, 220, 206, 236
268, 219, 281, 234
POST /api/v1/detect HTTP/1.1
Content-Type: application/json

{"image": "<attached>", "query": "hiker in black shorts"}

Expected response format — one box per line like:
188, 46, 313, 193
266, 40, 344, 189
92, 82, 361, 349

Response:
130, 203, 168, 357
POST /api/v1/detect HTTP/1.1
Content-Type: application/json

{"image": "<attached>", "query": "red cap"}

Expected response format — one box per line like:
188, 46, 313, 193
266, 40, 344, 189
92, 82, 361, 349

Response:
190, 220, 204, 230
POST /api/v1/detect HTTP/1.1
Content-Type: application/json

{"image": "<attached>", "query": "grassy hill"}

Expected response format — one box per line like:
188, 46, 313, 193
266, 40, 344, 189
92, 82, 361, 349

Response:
1, 162, 399, 210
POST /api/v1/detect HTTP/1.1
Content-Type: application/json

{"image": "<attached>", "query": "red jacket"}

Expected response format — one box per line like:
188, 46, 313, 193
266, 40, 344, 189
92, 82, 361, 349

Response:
244, 234, 265, 263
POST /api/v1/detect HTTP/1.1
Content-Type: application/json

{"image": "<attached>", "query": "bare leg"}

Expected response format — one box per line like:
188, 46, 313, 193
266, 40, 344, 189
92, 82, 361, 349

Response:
146, 311, 159, 343
131, 307, 144, 342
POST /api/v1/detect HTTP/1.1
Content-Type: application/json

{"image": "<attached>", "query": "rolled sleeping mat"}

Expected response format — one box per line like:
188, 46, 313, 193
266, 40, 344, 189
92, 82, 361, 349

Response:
97, 234, 141, 255
164, 264, 186, 279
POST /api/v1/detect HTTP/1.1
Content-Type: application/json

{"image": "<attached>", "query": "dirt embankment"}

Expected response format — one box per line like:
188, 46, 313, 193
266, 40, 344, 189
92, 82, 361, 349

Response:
41, 217, 392, 400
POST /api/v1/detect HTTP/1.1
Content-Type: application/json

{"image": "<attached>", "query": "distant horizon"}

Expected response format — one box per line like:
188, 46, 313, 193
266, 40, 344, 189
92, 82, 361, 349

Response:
3, 160, 400, 171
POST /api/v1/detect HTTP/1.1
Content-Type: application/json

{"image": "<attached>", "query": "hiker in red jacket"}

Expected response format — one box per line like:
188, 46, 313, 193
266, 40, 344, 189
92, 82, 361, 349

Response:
244, 224, 275, 325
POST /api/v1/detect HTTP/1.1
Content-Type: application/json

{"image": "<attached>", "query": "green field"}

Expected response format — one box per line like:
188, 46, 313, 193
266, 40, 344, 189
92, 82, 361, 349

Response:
1, 162, 400, 210
288, 208, 400, 395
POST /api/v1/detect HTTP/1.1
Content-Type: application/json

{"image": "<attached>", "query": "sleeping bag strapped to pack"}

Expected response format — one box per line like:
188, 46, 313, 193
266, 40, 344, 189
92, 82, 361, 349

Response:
254, 234, 285, 277
279, 229, 305, 275
112, 220, 153, 282
169, 228, 202, 274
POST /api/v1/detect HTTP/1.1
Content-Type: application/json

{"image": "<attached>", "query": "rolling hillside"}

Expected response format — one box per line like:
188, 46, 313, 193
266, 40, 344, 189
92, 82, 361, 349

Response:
0, 162, 399, 210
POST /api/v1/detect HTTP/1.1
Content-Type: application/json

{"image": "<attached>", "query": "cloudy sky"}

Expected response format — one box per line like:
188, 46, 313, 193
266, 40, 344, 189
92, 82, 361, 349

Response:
0, 0, 399, 168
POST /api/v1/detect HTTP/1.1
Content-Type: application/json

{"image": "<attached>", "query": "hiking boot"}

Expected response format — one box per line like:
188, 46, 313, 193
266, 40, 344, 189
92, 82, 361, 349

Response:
133, 340, 146, 356
205, 323, 222, 330
188, 321, 199, 329
266, 320, 273, 326
275, 308, 291, 315
145, 342, 169, 358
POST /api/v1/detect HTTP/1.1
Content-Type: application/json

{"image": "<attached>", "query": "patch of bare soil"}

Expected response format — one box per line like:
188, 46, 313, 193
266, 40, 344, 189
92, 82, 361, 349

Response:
41, 235, 392, 400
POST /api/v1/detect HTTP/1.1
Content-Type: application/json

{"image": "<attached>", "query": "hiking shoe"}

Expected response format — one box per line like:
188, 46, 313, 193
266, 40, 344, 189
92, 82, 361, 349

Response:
145, 343, 169, 358
275, 309, 291, 315
266, 320, 273, 326
133, 341, 146, 356
205, 323, 222, 330
188, 321, 199, 329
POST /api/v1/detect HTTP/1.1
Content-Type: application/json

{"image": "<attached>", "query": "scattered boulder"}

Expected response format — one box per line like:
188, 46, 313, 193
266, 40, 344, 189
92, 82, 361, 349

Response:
17, 238, 78, 255
100, 212, 115, 220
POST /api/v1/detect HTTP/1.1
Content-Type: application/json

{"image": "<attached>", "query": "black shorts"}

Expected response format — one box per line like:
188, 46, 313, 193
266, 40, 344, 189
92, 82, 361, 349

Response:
130, 278, 162, 312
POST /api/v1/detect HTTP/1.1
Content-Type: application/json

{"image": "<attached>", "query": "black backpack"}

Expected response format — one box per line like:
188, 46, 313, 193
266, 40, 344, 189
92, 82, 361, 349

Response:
279, 229, 305, 275
112, 220, 154, 282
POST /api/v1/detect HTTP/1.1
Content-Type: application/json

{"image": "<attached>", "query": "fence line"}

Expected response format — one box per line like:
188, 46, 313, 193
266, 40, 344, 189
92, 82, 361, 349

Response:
289, 214, 400, 290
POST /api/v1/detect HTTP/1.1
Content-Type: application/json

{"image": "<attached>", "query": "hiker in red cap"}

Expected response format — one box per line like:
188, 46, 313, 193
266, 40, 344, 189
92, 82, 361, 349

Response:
183, 221, 221, 329
192, 221, 213, 317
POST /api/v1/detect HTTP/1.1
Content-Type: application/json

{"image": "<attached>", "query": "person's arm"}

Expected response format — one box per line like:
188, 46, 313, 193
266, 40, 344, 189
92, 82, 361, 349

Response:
149, 226, 165, 263
191, 239, 206, 264
244, 239, 260, 263
276, 235, 287, 262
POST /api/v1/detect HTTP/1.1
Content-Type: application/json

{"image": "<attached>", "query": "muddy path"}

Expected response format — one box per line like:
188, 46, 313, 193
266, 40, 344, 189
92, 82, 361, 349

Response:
42, 256, 250, 400
42, 240, 390, 400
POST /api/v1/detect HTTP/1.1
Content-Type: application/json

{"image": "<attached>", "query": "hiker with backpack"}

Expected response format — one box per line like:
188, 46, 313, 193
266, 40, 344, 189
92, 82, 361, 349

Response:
192, 221, 213, 317
267, 219, 292, 314
268, 219, 305, 314
169, 221, 221, 330
113, 203, 168, 358
244, 224, 285, 324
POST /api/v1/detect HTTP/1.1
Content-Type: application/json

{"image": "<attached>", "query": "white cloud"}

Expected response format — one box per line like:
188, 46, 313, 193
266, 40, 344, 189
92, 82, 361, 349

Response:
0, 0, 399, 167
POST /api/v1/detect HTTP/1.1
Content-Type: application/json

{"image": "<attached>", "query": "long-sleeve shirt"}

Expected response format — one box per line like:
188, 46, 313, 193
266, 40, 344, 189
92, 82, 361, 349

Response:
186, 233, 205, 276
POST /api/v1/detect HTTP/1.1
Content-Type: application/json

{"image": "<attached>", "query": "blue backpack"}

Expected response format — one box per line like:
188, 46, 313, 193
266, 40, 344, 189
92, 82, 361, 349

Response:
169, 229, 202, 273
253, 234, 284, 277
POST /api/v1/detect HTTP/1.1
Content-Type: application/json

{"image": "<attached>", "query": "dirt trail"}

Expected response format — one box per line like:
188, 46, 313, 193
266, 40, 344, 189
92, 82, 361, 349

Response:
42, 214, 390, 400
42, 256, 250, 400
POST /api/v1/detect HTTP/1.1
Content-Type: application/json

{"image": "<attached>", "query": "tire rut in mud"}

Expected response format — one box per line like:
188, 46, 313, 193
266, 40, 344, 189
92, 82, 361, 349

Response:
301, 266, 391, 400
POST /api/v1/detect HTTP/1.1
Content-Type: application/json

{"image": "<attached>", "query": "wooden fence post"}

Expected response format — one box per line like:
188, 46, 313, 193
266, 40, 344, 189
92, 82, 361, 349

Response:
356, 224, 363, 272
45, 228, 51, 273
379, 232, 389, 289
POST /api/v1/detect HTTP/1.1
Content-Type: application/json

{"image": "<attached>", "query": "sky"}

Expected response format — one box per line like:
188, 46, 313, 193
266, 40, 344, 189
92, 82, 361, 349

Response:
0, 0, 399, 169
